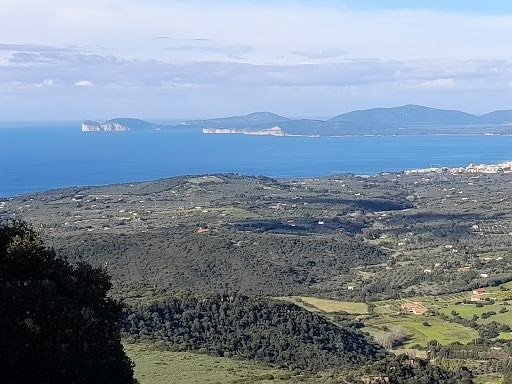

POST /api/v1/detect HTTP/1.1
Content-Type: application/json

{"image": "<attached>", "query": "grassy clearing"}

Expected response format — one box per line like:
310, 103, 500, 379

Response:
474, 375, 503, 384
438, 303, 512, 326
292, 296, 368, 314
283, 295, 477, 346
124, 343, 290, 384
438, 304, 501, 318
282, 285, 512, 349
278, 297, 322, 313
187, 176, 225, 184
496, 332, 512, 340
364, 314, 478, 347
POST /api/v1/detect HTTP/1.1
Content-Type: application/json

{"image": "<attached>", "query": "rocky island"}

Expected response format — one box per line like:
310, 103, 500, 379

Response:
82, 118, 161, 132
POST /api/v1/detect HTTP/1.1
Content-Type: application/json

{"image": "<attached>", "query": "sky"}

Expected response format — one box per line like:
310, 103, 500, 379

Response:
0, 0, 511, 120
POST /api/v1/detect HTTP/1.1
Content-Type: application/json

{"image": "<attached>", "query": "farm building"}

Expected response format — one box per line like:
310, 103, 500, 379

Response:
471, 288, 488, 302
401, 302, 428, 315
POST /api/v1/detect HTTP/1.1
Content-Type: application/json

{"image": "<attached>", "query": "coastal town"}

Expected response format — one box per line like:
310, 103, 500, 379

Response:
404, 161, 512, 175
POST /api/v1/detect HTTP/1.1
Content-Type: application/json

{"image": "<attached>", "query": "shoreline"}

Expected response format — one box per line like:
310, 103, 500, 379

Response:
202, 131, 512, 138
2, 160, 512, 200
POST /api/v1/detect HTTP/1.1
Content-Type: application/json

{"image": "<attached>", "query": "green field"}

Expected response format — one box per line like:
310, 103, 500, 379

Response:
438, 304, 512, 327
286, 296, 368, 314
282, 295, 480, 347
282, 295, 481, 347
497, 332, 512, 340
364, 314, 479, 347
124, 343, 293, 384
416, 282, 512, 309
372, 300, 402, 314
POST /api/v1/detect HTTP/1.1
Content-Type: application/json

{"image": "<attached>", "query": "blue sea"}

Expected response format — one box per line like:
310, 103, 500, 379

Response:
1, 121, 512, 197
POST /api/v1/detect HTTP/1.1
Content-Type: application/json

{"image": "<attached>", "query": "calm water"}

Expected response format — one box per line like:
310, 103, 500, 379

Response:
1, 121, 512, 197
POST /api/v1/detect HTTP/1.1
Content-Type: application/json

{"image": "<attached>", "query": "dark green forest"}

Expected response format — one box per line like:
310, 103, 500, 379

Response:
55, 228, 386, 296
121, 292, 386, 371
0, 220, 477, 383
357, 354, 474, 384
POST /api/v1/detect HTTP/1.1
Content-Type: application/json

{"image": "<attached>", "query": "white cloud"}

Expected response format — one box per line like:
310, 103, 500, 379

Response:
38, 79, 54, 87
1, 1, 511, 63
75, 80, 94, 87
0, 1, 510, 118
415, 78, 456, 89
165, 44, 253, 59
0, 79, 55, 90
4, 51, 509, 89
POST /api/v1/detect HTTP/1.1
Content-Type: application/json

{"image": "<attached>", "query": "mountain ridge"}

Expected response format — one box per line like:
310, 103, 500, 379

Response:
82, 105, 512, 135
329, 104, 482, 125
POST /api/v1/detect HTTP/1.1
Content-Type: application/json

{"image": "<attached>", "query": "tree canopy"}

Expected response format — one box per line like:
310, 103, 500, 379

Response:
0, 221, 135, 384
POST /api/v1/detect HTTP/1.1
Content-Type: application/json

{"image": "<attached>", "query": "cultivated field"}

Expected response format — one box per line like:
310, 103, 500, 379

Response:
363, 314, 479, 347
285, 296, 369, 314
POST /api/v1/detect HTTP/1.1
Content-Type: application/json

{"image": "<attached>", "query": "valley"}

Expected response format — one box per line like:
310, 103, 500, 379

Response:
3, 167, 512, 382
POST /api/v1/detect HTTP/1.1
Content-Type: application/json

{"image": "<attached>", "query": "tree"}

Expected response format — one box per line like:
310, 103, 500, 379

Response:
375, 327, 408, 350
0, 220, 135, 384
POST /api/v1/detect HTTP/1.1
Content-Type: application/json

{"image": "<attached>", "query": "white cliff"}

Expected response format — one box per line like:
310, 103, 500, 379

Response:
202, 126, 286, 136
82, 120, 130, 132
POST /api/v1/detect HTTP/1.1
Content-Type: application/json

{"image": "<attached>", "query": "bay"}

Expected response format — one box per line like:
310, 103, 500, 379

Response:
1, 121, 511, 197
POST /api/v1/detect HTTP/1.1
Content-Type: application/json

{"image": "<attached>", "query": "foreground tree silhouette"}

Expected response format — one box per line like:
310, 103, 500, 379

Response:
0, 221, 135, 384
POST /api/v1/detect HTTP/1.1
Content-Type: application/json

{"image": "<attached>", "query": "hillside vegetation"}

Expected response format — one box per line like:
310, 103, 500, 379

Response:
0, 221, 135, 384
4, 172, 512, 301
121, 293, 386, 372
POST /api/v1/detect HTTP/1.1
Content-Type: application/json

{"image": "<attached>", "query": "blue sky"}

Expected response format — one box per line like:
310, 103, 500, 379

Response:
336, 0, 512, 13
0, 0, 511, 120
153, 0, 512, 14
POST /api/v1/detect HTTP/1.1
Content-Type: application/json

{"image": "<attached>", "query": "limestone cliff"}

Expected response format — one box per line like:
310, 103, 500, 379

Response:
202, 126, 286, 136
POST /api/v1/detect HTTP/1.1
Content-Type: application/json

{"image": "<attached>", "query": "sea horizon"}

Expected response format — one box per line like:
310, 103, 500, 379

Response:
2, 121, 512, 198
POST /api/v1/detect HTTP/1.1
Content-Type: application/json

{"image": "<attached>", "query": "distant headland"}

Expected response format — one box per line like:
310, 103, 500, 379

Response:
82, 105, 512, 137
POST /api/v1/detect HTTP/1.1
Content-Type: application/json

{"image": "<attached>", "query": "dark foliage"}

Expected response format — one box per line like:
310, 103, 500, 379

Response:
359, 354, 474, 384
0, 221, 135, 384
232, 217, 366, 235
6, 172, 512, 301
55, 229, 386, 297
121, 292, 386, 372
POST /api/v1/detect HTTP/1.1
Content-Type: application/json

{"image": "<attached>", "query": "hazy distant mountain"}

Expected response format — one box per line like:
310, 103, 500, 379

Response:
330, 104, 482, 126
479, 110, 512, 124
83, 105, 512, 135
184, 112, 290, 128
104, 118, 161, 130
263, 119, 392, 136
